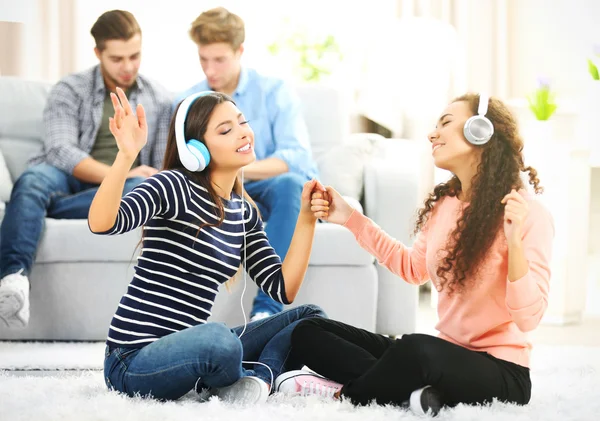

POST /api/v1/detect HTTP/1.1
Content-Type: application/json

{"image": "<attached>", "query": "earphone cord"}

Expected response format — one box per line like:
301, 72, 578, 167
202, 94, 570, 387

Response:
238, 168, 248, 339
236, 168, 274, 391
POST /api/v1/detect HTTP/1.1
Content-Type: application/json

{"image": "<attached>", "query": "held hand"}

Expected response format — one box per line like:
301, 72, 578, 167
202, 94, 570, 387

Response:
501, 189, 529, 245
311, 186, 354, 225
300, 179, 327, 220
127, 165, 159, 179
109, 87, 148, 162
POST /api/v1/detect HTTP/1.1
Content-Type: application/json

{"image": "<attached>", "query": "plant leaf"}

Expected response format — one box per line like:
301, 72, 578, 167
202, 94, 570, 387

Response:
588, 59, 600, 80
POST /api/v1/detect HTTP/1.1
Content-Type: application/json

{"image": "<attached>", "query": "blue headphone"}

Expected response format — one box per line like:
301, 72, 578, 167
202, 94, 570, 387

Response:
174, 91, 214, 172
463, 93, 494, 145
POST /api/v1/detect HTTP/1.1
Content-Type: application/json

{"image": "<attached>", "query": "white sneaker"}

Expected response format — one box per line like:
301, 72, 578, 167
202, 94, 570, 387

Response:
250, 312, 271, 322
212, 376, 269, 405
275, 369, 342, 399
0, 269, 30, 329
409, 385, 443, 416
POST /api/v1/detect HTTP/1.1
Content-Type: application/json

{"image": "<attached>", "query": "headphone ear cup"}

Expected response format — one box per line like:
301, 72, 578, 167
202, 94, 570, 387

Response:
464, 116, 494, 145
186, 139, 211, 172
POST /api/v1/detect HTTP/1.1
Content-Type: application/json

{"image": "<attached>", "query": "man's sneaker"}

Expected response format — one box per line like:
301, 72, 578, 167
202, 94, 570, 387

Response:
409, 385, 443, 416
249, 312, 271, 322
274, 369, 342, 399
212, 376, 269, 405
0, 270, 30, 329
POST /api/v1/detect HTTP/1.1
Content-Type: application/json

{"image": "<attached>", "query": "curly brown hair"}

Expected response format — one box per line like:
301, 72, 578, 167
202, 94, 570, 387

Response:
414, 93, 543, 294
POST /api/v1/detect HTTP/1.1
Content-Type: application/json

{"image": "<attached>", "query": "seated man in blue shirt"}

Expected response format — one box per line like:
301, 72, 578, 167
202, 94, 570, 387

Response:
176, 7, 318, 321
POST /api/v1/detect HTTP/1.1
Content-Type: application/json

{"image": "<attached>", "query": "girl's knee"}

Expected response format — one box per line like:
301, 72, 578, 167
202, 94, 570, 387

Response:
297, 303, 327, 319
200, 323, 242, 360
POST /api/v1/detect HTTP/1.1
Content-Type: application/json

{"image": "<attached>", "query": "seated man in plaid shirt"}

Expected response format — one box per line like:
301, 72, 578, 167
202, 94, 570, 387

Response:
0, 10, 173, 329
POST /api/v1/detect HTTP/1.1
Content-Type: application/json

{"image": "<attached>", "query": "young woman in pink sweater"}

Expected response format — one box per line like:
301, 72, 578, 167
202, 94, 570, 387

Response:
272, 93, 554, 415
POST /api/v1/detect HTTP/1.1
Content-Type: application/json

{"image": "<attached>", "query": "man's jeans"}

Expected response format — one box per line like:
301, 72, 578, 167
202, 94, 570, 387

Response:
244, 173, 306, 317
0, 163, 143, 278
103, 304, 326, 400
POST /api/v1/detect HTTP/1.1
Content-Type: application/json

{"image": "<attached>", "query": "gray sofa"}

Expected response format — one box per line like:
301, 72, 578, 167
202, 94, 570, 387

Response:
0, 76, 429, 340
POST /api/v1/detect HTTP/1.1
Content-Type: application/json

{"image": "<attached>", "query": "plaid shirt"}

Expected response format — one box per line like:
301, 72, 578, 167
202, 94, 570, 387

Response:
30, 65, 173, 173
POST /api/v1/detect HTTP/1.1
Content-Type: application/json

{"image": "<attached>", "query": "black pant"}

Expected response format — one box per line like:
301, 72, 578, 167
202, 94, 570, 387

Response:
291, 318, 531, 407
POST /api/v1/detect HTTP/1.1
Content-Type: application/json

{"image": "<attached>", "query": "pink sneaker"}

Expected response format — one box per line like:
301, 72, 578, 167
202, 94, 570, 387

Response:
274, 370, 342, 398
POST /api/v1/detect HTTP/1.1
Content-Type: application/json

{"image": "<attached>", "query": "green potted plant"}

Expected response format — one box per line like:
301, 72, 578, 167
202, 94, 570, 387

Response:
267, 24, 343, 83
527, 76, 558, 121
587, 45, 600, 80
585, 44, 600, 165
525, 76, 558, 146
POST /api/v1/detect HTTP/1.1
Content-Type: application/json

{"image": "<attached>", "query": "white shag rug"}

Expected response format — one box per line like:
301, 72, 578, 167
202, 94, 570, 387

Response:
1, 343, 599, 421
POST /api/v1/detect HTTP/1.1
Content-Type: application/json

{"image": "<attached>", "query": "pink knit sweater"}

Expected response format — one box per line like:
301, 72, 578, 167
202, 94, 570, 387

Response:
344, 194, 554, 367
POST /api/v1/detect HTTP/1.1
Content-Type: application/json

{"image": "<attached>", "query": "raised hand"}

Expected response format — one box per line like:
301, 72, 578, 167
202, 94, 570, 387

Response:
109, 87, 148, 162
501, 189, 529, 245
311, 186, 354, 225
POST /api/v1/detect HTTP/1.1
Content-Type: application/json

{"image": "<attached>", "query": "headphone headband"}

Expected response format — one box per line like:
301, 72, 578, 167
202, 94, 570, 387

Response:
174, 91, 214, 172
174, 91, 214, 146
478, 92, 489, 116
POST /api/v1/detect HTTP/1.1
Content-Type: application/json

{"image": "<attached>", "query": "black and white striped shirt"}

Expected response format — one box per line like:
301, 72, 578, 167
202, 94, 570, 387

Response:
96, 170, 289, 349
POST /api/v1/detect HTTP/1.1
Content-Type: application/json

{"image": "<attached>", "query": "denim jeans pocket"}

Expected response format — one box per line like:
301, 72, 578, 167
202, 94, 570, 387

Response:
115, 347, 140, 369
104, 347, 139, 394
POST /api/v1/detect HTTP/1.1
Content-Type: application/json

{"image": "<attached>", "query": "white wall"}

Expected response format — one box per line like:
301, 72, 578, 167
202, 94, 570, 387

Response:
507, 0, 600, 100
73, 0, 396, 93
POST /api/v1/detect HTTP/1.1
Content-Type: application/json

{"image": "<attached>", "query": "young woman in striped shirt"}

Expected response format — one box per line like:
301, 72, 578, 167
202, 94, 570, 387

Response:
88, 88, 326, 404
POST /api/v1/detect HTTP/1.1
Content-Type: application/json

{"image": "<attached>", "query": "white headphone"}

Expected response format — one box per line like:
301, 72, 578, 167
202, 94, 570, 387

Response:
463, 93, 494, 145
174, 91, 214, 172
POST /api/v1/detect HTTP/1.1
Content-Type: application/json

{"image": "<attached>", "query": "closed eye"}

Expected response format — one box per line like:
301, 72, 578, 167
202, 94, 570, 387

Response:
442, 120, 451, 126
220, 120, 250, 135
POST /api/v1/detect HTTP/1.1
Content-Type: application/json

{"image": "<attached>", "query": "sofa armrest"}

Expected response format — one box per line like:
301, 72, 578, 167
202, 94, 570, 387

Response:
363, 138, 433, 335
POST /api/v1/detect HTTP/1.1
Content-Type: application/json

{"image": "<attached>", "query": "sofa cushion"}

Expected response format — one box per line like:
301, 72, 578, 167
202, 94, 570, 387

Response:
0, 77, 50, 140
0, 137, 43, 182
310, 223, 374, 266
35, 218, 374, 267
316, 133, 384, 200
35, 219, 142, 264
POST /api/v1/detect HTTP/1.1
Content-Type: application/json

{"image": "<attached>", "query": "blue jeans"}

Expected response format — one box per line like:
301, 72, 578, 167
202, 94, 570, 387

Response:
244, 173, 306, 317
0, 163, 143, 278
103, 304, 326, 400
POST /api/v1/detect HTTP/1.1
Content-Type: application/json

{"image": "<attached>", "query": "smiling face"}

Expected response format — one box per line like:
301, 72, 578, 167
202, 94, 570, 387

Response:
428, 100, 483, 173
203, 101, 255, 171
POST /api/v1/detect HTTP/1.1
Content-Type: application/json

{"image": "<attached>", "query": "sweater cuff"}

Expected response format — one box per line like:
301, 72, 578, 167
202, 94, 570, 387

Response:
505, 270, 540, 309
343, 209, 370, 237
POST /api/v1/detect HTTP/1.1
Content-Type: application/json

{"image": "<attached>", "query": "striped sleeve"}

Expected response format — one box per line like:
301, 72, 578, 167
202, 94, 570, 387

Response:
241, 201, 290, 304
95, 171, 185, 236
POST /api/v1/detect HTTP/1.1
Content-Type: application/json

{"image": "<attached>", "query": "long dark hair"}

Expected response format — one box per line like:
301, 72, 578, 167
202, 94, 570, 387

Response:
414, 93, 543, 294
161, 92, 257, 231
